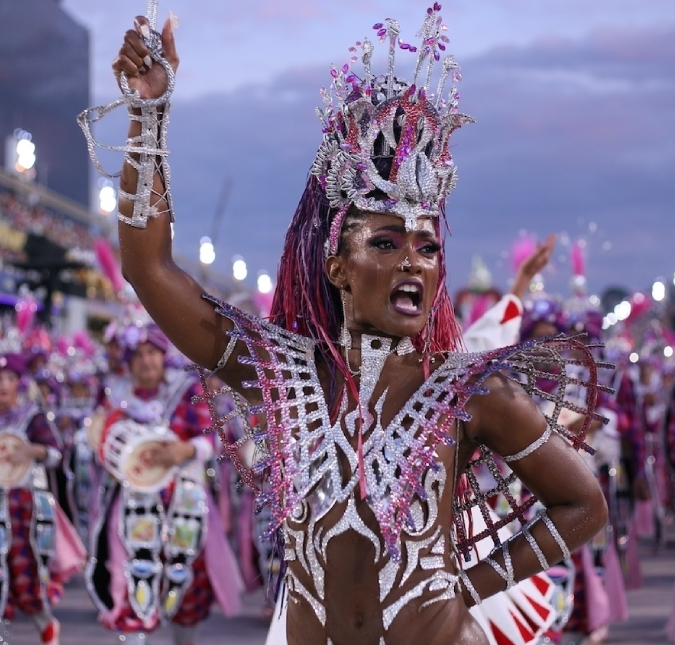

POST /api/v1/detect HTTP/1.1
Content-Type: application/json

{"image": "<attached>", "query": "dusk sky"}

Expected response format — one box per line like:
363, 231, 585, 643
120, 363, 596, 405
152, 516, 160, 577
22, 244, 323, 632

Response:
62, 0, 675, 301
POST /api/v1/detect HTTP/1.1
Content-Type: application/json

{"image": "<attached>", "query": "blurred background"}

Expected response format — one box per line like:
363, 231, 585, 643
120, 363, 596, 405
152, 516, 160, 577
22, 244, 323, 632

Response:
0, 0, 673, 336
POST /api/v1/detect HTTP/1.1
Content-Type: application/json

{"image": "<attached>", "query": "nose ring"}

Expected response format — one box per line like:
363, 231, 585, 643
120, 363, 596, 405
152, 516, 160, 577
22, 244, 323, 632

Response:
400, 256, 412, 270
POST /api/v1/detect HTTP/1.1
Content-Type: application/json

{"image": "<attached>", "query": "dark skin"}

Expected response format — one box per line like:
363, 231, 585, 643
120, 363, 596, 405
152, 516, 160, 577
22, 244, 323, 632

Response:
112, 18, 607, 644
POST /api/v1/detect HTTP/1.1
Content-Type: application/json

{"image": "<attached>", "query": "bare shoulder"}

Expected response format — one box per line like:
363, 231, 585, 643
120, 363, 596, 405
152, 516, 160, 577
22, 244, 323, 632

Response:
464, 371, 545, 450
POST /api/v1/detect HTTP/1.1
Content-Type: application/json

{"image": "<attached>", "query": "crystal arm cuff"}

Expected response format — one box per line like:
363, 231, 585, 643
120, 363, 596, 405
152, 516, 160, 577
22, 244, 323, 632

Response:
459, 570, 482, 606
502, 425, 553, 463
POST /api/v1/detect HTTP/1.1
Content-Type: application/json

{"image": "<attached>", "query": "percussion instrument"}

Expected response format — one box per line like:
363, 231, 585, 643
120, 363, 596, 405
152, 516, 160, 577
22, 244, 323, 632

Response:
102, 419, 178, 492
0, 431, 33, 488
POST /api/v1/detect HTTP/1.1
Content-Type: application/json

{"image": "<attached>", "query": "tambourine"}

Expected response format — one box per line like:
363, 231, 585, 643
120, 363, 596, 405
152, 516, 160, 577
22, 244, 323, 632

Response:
0, 432, 33, 488
102, 418, 177, 492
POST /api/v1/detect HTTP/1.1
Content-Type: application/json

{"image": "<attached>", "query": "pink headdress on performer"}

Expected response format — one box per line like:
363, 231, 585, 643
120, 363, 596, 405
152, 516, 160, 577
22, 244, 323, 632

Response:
312, 4, 473, 249
94, 237, 126, 297
564, 238, 603, 341
271, 4, 469, 392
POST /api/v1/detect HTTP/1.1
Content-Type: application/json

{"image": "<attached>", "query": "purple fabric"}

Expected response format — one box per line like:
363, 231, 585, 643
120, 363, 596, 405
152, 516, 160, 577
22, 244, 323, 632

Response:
120, 323, 170, 363
519, 298, 568, 341
0, 353, 27, 377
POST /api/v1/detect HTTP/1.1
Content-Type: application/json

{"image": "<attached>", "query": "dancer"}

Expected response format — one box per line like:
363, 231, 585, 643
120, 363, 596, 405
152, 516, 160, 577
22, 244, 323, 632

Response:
81, 5, 608, 644
86, 319, 243, 644
0, 340, 86, 645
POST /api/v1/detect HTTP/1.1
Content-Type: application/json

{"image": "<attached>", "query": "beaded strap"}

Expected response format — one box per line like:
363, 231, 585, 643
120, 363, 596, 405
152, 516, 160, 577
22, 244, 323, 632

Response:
116, 105, 174, 228
485, 540, 515, 590
214, 335, 238, 372
77, 0, 176, 229
459, 570, 482, 606
539, 510, 571, 560
522, 524, 550, 571
502, 425, 553, 463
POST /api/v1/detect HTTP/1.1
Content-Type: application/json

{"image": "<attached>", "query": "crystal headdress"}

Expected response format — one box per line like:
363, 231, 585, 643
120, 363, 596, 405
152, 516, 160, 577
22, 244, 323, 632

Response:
312, 4, 474, 255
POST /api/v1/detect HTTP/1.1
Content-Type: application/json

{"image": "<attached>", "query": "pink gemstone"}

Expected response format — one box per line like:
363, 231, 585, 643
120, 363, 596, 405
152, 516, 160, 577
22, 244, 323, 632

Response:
378, 28, 387, 37
400, 42, 410, 50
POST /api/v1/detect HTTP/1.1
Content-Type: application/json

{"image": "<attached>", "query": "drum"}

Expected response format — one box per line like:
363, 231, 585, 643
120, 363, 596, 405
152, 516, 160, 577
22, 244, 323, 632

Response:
102, 419, 178, 492
0, 431, 33, 489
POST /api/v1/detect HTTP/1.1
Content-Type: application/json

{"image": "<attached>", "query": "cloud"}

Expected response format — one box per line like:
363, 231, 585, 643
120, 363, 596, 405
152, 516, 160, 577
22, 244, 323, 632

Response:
92, 23, 674, 300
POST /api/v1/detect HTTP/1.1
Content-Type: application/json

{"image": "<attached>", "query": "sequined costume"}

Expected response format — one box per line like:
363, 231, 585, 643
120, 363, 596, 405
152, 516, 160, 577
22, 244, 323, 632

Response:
194, 297, 607, 643
0, 403, 86, 633
86, 367, 244, 635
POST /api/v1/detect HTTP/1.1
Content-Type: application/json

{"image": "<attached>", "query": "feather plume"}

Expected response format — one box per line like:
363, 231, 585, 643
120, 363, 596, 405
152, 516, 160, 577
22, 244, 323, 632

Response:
511, 233, 537, 274
571, 239, 586, 277
95, 238, 125, 295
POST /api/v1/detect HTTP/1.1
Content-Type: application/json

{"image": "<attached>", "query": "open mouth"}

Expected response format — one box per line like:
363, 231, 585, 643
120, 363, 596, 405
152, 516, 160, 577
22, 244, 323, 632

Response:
390, 280, 424, 316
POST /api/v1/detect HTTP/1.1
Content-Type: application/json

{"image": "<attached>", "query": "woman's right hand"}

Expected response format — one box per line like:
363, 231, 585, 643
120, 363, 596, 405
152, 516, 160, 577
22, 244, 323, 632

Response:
112, 15, 179, 101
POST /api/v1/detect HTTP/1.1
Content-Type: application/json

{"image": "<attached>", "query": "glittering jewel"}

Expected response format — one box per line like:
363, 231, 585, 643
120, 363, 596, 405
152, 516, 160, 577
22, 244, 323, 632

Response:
194, 294, 611, 564
313, 4, 475, 256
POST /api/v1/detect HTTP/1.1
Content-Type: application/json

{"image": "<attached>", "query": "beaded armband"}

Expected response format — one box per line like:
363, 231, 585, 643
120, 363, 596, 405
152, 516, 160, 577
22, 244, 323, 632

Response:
77, 5, 176, 229
537, 510, 571, 560
213, 335, 238, 373
484, 540, 515, 590
502, 425, 553, 463
116, 103, 174, 228
459, 570, 482, 606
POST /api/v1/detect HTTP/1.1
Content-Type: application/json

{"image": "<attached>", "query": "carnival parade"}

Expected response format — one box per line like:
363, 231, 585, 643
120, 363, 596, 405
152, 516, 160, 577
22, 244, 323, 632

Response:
0, 1, 674, 644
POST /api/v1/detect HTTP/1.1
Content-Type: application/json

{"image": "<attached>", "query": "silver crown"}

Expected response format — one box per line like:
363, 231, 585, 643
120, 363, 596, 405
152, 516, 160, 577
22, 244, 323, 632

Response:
311, 4, 474, 255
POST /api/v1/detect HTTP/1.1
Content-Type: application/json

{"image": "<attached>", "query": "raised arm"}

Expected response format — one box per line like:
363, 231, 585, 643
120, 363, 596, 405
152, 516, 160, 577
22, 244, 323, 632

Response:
458, 373, 608, 606
509, 233, 556, 301
111, 16, 230, 370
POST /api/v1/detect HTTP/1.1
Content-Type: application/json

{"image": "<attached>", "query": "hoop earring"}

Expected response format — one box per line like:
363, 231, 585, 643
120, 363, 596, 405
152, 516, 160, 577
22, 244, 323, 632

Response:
339, 289, 352, 351
400, 256, 412, 271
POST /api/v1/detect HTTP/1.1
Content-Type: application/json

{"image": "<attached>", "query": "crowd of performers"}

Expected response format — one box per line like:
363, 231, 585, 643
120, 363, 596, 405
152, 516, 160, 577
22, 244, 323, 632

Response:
0, 239, 674, 645
2, 7, 674, 644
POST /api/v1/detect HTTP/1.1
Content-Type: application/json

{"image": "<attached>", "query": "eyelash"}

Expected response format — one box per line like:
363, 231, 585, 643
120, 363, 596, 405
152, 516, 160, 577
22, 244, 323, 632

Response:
369, 237, 441, 255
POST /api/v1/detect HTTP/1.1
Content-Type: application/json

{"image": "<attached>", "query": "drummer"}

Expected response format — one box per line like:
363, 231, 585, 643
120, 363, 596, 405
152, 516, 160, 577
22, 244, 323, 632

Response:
86, 319, 244, 645
0, 348, 86, 645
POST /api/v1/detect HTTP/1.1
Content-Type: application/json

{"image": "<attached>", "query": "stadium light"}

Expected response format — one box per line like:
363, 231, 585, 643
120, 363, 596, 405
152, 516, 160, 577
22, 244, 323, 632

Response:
652, 280, 666, 302
257, 271, 273, 294
99, 181, 117, 214
199, 236, 216, 265
232, 256, 247, 281
6, 130, 37, 179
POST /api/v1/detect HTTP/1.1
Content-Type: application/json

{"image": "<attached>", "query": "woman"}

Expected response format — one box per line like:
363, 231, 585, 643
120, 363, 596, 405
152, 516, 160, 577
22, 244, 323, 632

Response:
0, 348, 86, 645
84, 5, 608, 644
87, 320, 243, 645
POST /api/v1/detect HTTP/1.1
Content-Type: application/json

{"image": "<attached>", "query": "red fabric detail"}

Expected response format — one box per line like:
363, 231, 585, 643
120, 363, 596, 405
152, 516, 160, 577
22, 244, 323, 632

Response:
490, 621, 516, 645
500, 299, 521, 324
519, 606, 542, 634
523, 592, 552, 620
41, 622, 56, 643
510, 610, 535, 641
531, 573, 552, 596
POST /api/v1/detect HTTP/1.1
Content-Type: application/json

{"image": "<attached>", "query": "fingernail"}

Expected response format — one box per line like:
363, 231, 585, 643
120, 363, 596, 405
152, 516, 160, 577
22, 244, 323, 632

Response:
143, 55, 153, 69
169, 11, 180, 30
140, 24, 151, 38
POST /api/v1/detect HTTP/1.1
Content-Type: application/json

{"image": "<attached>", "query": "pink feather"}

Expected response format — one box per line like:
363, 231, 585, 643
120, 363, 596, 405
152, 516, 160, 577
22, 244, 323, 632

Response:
73, 331, 95, 357
14, 298, 37, 335
94, 238, 125, 295
56, 336, 71, 357
571, 240, 586, 277
511, 233, 537, 274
